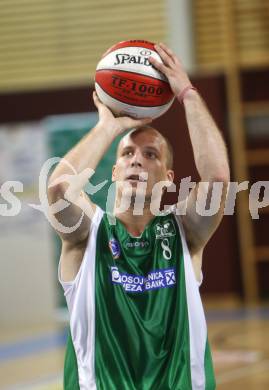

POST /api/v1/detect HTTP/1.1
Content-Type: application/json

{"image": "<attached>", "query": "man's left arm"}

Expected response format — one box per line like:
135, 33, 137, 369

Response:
150, 43, 230, 276
178, 90, 230, 278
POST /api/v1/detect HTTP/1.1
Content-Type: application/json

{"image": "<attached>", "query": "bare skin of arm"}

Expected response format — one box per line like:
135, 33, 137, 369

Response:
48, 93, 152, 282
150, 43, 230, 281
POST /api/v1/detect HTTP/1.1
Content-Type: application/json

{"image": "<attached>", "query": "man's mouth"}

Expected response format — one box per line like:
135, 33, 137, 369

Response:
125, 173, 148, 182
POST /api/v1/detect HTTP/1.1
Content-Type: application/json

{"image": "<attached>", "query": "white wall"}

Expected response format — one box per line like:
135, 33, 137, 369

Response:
0, 123, 57, 328
166, 0, 195, 71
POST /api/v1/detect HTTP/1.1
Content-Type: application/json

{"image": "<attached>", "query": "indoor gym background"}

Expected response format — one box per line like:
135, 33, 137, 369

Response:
0, 0, 269, 389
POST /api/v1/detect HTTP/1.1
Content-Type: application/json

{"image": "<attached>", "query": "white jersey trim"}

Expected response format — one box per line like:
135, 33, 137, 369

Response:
174, 211, 207, 390
58, 205, 104, 390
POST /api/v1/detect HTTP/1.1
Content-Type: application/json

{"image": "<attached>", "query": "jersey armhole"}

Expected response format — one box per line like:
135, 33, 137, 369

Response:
171, 206, 203, 287
58, 205, 104, 294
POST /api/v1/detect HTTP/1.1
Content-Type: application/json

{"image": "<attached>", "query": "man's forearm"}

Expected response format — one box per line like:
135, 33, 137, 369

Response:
183, 90, 230, 182
49, 123, 117, 185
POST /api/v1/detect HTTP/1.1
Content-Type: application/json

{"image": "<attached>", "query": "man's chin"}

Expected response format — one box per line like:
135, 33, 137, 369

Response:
119, 188, 148, 204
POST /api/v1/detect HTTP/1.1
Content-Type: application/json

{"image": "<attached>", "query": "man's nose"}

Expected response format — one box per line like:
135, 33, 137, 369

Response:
130, 152, 142, 167
131, 160, 142, 167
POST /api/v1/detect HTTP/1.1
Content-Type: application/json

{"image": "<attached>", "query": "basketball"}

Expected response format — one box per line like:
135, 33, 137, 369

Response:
95, 40, 175, 119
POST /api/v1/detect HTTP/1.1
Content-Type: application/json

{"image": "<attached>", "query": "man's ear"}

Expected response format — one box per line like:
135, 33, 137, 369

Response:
111, 165, 116, 182
166, 169, 175, 185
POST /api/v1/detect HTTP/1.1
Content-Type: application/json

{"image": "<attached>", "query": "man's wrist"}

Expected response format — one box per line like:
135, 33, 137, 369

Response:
182, 89, 200, 105
177, 86, 199, 105
95, 122, 120, 139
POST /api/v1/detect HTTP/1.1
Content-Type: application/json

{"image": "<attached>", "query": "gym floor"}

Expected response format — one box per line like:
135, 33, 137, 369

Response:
1, 303, 269, 390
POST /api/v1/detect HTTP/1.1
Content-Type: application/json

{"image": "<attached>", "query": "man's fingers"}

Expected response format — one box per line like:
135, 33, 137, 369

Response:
154, 44, 174, 67
133, 117, 153, 127
92, 91, 98, 107
92, 91, 103, 109
158, 42, 175, 58
92, 91, 101, 108
148, 56, 167, 75
121, 116, 152, 130
93, 91, 109, 116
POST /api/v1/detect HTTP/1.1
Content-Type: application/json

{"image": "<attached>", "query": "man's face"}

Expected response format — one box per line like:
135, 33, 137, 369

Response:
112, 128, 174, 203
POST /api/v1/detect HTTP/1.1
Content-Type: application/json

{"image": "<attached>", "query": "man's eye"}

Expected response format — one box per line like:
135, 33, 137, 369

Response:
145, 151, 157, 159
123, 151, 133, 157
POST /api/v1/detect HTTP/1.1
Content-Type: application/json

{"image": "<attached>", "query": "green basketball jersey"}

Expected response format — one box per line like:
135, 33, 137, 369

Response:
59, 206, 216, 390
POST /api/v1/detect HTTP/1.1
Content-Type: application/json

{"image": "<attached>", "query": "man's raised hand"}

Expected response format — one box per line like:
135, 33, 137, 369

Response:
93, 91, 152, 135
149, 43, 192, 98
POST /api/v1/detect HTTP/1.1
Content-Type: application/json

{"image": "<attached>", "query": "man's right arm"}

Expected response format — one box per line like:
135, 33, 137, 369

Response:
47, 120, 119, 244
47, 92, 152, 281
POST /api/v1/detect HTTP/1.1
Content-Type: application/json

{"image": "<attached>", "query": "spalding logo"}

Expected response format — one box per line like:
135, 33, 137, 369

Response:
114, 54, 151, 66
139, 49, 152, 56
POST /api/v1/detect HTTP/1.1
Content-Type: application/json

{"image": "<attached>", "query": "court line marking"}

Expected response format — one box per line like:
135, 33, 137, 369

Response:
0, 329, 67, 362
206, 307, 269, 322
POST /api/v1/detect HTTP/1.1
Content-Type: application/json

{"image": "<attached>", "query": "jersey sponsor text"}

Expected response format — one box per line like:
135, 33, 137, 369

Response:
111, 266, 176, 293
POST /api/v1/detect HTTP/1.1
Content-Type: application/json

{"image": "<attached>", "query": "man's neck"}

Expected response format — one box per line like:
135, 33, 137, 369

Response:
114, 206, 155, 237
